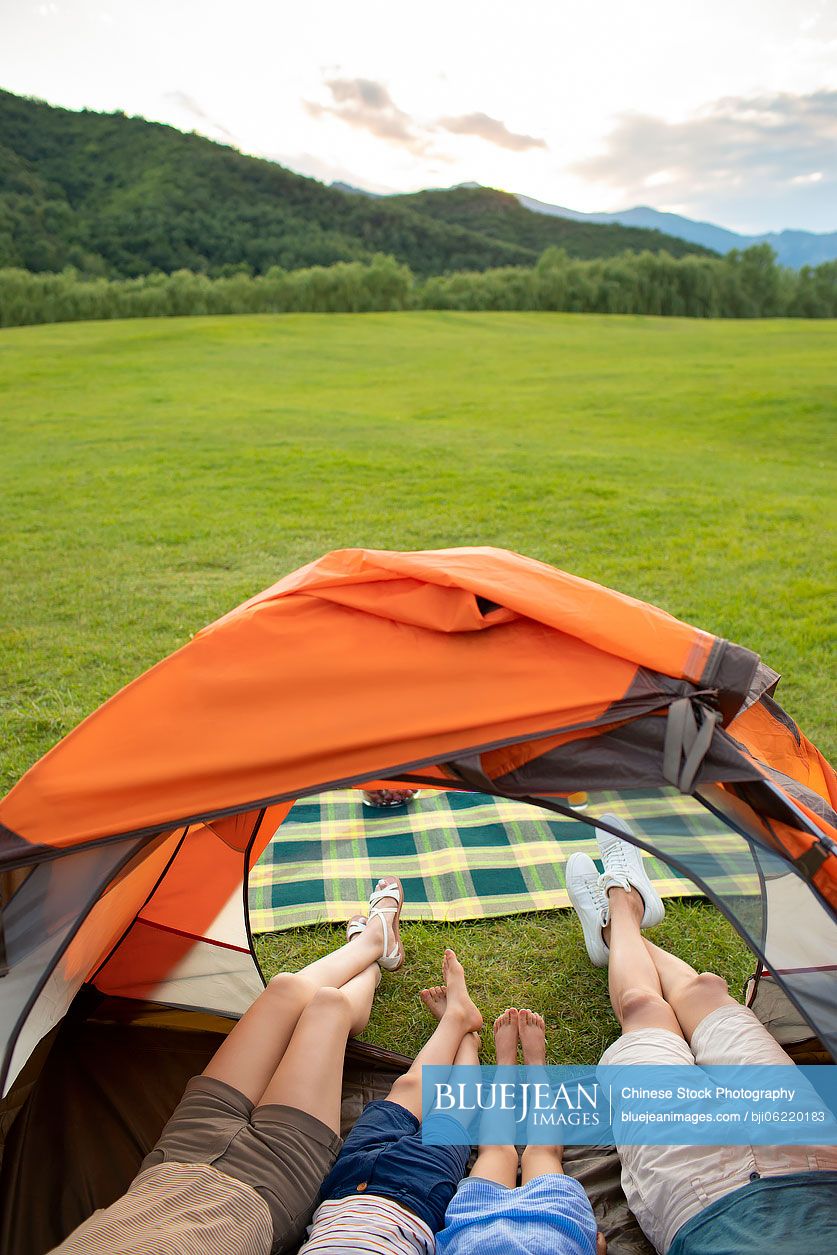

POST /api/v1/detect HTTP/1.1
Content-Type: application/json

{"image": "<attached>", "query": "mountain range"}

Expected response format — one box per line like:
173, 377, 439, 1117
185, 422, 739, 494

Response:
0, 88, 712, 279
515, 194, 837, 271
334, 182, 836, 271
2, 87, 830, 278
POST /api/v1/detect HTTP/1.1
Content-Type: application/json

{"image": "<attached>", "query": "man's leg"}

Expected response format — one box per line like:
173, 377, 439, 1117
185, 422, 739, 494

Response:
387, 949, 483, 1119
204, 882, 398, 1103
567, 829, 709, 1255
603, 887, 685, 1038
642, 938, 739, 1043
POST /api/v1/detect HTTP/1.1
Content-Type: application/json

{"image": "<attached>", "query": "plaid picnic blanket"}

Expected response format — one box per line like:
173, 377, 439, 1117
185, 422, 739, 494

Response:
249, 788, 743, 932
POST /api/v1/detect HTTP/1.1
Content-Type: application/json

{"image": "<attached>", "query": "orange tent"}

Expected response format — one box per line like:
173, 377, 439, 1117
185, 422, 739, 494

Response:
0, 547, 835, 1237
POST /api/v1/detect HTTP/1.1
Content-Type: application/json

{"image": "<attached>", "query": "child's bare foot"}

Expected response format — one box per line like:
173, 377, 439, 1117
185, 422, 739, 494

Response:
518, 1009, 547, 1065
420, 985, 447, 1021
441, 949, 483, 1034
493, 1008, 519, 1065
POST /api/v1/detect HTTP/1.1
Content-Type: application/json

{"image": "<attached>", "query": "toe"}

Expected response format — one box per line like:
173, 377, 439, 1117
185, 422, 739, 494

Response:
378, 877, 397, 899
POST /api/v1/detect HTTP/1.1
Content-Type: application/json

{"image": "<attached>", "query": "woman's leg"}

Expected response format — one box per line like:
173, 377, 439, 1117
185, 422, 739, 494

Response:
203, 884, 397, 1104
602, 887, 684, 1037
202, 971, 318, 1105
642, 939, 739, 1043
387, 950, 483, 1119
469, 1009, 519, 1189
302, 881, 398, 986
256, 962, 381, 1133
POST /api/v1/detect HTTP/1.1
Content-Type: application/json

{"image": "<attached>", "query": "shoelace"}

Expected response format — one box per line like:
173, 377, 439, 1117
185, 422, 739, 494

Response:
601, 838, 632, 884
584, 873, 610, 923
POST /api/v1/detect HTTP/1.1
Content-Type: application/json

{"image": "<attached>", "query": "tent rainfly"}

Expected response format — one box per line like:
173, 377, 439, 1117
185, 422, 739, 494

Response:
0, 546, 835, 1238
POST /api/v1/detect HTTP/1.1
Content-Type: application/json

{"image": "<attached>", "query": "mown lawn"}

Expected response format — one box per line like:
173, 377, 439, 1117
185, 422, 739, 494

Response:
1, 311, 834, 1058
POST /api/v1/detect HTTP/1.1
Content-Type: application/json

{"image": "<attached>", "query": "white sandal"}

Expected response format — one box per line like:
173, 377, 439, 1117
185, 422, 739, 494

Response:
367, 877, 405, 971
346, 915, 368, 942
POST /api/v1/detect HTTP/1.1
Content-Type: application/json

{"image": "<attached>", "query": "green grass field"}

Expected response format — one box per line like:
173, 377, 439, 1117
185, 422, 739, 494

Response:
2, 311, 835, 1059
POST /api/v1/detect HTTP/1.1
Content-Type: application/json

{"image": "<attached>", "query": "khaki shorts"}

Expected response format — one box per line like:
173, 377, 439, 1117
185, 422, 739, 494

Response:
140, 1076, 342, 1254
600, 1004, 837, 1253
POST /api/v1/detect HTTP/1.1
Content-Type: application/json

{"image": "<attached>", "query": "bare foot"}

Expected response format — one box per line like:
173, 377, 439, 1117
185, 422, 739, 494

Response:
493, 1008, 519, 1065
420, 985, 447, 1021
518, 1009, 547, 1065
441, 949, 483, 1034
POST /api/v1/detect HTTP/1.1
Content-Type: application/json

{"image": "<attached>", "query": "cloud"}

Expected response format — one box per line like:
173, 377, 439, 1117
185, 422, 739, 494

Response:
437, 112, 546, 151
164, 90, 238, 144
304, 77, 429, 152
305, 78, 549, 158
572, 90, 837, 217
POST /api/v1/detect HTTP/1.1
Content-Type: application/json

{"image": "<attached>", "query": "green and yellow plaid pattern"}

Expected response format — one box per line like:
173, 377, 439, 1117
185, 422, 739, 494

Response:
249, 788, 751, 932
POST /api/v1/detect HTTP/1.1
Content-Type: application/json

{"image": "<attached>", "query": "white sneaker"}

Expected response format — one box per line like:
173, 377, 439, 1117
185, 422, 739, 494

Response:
566, 852, 610, 967
595, 814, 665, 929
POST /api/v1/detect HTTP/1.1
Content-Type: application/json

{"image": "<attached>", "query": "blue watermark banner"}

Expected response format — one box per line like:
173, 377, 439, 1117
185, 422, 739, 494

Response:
420, 1065, 837, 1146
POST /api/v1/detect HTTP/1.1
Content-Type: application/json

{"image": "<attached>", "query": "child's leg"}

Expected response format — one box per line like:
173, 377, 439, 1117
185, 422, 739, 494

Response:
520, 1143, 564, 1184
301, 963, 479, 1245
516, 1009, 564, 1184
454, 1031, 481, 1066
520, 1145, 564, 1183
387, 950, 482, 1119
204, 883, 397, 1103
256, 963, 380, 1133
469, 1008, 519, 1189
469, 1145, 519, 1188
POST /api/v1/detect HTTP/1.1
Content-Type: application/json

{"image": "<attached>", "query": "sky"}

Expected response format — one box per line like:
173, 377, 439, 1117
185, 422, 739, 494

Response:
1, 0, 836, 234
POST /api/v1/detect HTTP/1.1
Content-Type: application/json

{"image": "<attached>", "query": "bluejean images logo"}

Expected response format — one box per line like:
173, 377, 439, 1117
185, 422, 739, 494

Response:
420, 1065, 837, 1147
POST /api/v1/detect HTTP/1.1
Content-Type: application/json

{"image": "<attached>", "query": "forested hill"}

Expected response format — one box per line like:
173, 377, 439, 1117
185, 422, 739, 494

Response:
388, 186, 714, 261
0, 89, 713, 279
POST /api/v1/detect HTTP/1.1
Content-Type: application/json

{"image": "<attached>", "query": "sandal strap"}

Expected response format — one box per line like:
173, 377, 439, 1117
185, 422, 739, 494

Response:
368, 905, 400, 963
368, 881, 403, 908
367, 879, 404, 969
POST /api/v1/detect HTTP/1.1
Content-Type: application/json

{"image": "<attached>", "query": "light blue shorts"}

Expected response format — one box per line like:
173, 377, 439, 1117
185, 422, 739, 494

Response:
436, 1171, 597, 1255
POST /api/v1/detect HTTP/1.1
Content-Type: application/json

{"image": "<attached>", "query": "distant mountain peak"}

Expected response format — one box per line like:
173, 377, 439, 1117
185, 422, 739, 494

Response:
330, 180, 380, 198
515, 193, 837, 269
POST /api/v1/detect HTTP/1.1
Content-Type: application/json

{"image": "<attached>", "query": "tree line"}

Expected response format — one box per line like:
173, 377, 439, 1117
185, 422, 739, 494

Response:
1, 246, 835, 328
